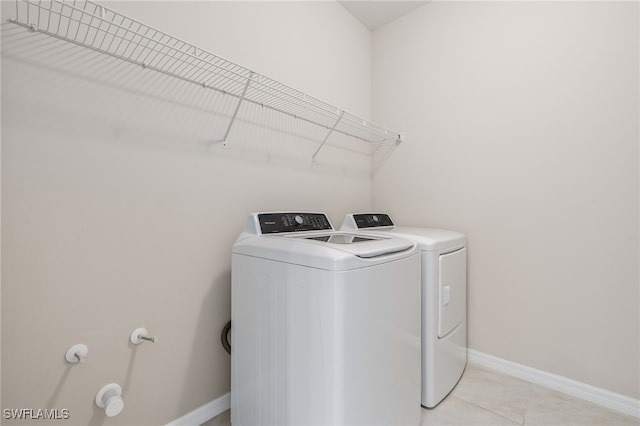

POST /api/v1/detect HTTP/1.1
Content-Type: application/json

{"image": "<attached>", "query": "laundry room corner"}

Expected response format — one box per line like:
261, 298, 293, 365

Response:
371, 0, 639, 401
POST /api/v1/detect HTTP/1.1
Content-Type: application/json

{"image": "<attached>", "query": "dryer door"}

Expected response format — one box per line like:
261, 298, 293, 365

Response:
438, 247, 467, 338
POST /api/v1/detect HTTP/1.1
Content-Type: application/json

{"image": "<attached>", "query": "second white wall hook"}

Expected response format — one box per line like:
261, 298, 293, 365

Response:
130, 328, 158, 344
65, 344, 88, 364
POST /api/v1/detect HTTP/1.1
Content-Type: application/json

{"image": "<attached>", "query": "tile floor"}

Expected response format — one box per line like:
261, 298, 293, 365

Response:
203, 364, 639, 426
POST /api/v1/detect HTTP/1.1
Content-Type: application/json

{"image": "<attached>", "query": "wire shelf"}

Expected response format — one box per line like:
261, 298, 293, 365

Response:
8, 0, 403, 171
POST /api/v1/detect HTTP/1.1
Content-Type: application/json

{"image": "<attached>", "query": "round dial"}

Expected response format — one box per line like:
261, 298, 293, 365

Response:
294, 215, 304, 225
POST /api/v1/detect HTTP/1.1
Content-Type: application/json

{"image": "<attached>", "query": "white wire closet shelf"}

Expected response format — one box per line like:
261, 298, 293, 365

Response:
8, 0, 403, 171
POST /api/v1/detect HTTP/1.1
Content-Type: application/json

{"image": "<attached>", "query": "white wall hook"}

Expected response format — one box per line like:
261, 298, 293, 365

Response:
130, 327, 158, 344
95, 383, 124, 417
65, 344, 88, 364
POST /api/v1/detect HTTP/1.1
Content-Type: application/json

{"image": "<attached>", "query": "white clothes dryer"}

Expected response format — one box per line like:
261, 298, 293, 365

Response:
341, 213, 467, 408
231, 212, 421, 426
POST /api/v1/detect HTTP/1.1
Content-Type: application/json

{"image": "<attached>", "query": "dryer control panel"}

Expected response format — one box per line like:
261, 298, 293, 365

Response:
258, 213, 333, 234
351, 213, 394, 228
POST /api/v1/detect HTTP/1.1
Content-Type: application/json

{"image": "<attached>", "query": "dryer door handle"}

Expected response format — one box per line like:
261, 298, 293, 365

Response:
442, 285, 451, 306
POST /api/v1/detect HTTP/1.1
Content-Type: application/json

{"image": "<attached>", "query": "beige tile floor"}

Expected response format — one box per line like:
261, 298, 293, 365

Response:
203, 364, 639, 426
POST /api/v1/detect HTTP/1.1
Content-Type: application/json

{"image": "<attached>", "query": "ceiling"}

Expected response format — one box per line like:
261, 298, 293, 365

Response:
338, 1, 429, 31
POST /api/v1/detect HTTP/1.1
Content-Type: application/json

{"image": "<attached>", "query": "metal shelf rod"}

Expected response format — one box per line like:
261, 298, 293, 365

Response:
311, 111, 345, 163
216, 72, 255, 148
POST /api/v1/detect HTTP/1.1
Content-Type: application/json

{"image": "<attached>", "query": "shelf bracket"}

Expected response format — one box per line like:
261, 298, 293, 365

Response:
311, 111, 344, 163
216, 72, 254, 148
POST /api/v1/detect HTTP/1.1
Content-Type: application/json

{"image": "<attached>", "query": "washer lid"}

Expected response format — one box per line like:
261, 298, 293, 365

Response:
232, 232, 416, 270
290, 233, 414, 258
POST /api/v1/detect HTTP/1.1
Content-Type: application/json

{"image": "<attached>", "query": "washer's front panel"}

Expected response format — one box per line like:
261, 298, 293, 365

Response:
231, 252, 421, 426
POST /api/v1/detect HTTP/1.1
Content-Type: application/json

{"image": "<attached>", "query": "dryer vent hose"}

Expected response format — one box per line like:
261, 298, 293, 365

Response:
221, 320, 231, 355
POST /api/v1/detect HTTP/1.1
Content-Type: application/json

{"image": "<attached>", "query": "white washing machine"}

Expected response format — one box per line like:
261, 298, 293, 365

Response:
341, 213, 467, 408
231, 212, 421, 426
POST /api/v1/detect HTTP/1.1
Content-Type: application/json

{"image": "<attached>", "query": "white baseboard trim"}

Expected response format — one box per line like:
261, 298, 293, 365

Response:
166, 392, 230, 426
467, 349, 640, 419
166, 352, 640, 423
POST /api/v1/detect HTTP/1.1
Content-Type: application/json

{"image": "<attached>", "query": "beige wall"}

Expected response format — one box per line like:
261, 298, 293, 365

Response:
1, 1, 372, 424
3, 1, 639, 424
372, 1, 639, 398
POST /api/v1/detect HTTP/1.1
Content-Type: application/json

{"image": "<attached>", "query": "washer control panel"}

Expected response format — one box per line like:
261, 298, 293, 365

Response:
352, 213, 394, 228
258, 213, 333, 234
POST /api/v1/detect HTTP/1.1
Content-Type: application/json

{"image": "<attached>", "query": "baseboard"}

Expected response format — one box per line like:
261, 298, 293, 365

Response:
166, 352, 639, 423
467, 349, 640, 419
166, 392, 230, 426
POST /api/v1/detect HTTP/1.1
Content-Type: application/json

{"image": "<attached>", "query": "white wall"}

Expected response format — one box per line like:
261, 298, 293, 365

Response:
372, 1, 639, 398
1, 1, 372, 424
3, 2, 638, 424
